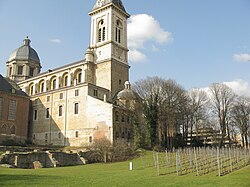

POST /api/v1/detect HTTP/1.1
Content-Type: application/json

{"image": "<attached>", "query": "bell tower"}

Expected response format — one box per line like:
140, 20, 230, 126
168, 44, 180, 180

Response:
89, 0, 130, 99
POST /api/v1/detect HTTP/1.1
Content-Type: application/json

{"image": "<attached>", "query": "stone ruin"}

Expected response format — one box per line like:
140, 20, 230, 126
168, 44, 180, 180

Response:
0, 150, 87, 169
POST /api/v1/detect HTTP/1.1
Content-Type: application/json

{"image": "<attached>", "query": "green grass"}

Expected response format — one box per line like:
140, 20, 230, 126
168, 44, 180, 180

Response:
0, 154, 250, 187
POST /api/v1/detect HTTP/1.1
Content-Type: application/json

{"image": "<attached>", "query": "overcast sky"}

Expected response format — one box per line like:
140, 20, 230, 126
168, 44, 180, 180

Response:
0, 0, 250, 95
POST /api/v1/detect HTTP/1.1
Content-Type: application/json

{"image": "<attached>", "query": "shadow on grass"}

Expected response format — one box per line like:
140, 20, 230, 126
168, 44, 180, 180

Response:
0, 174, 62, 186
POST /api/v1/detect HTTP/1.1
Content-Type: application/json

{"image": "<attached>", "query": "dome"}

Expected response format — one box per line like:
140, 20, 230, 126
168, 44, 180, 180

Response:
8, 37, 40, 63
117, 81, 139, 100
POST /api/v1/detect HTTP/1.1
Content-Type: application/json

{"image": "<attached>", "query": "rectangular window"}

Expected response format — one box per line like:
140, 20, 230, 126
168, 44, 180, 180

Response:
75, 89, 79, 96
59, 93, 63, 99
46, 108, 50, 119
115, 28, 118, 42
59, 106, 63, 117
0, 97, 3, 119
118, 29, 121, 43
74, 103, 79, 115
94, 89, 98, 97
47, 96, 51, 102
9, 67, 12, 76
34, 110, 38, 120
8, 100, 17, 121
18, 66, 23, 75
29, 67, 34, 76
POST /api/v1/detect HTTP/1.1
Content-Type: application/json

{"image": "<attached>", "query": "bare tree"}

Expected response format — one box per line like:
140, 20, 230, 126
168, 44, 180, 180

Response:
231, 96, 250, 148
133, 77, 187, 149
188, 88, 209, 146
210, 83, 235, 147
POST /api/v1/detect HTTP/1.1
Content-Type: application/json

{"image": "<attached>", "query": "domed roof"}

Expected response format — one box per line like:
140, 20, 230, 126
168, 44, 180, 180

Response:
92, 0, 126, 12
8, 37, 40, 63
117, 81, 139, 100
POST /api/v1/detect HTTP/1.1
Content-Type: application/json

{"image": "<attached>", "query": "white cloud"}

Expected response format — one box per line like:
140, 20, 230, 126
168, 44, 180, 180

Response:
198, 79, 250, 98
129, 49, 147, 63
233, 53, 250, 62
128, 14, 173, 63
223, 79, 250, 97
50, 39, 61, 44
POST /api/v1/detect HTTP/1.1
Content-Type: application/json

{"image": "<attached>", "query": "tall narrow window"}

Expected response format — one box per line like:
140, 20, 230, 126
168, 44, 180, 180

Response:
40, 82, 45, 93
9, 67, 12, 76
77, 73, 82, 84
74, 103, 79, 114
89, 136, 93, 143
59, 106, 63, 117
52, 79, 56, 90
93, 89, 98, 97
46, 108, 50, 119
30, 85, 34, 95
102, 27, 106, 41
98, 28, 102, 42
75, 89, 79, 96
18, 66, 23, 75
115, 20, 122, 44
34, 110, 38, 120
8, 100, 17, 121
29, 67, 34, 76
98, 20, 105, 42
64, 76, 68, 87
0, 97, 3, 120
47, 96, 51, 102
75, 131, 79, 138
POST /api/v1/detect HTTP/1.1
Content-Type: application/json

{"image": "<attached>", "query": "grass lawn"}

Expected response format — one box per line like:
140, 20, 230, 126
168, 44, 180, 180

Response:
0, 153, 250, 187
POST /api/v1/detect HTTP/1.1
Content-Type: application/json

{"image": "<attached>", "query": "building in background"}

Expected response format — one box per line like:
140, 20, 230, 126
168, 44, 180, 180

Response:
0, 75, 30, 144
2, 0, 139, 147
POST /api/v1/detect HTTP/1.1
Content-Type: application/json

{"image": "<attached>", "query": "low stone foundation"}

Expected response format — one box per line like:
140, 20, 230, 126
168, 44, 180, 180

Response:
0, 150, 86, 169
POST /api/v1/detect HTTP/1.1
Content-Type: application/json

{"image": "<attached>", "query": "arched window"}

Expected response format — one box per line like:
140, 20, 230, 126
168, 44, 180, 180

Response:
10, 125, 15, 135
40, 81, 45, 93
74, 103, 79, 114
98, 19, 106, 42
77, 73, 82, 84
115, 20, 123, 43
30, 85, 34, 95
58, 132, 61, 139
1, 124, 7, 134
59, 106, 63, 116
64, 76, 68, 87
75, 131, 79, 138
52, 78, 57, 90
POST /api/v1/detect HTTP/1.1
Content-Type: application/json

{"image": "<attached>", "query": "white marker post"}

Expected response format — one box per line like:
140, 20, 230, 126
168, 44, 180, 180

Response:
129, 162, 133, 171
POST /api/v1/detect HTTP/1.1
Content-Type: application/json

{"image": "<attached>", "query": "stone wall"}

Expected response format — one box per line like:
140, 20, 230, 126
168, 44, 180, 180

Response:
0, 150, 86, 169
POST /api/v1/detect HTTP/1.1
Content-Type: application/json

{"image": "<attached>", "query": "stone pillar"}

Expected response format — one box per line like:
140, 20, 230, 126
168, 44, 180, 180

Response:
43, 80, 47, 92
56, 78, 59, 89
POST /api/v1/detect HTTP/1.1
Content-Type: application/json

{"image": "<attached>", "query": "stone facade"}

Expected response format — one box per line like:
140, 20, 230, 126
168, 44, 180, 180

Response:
2, 0, 137, 147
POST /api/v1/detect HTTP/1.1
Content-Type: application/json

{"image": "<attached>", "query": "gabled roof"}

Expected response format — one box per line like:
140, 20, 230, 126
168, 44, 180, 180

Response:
0, 74, 28, 97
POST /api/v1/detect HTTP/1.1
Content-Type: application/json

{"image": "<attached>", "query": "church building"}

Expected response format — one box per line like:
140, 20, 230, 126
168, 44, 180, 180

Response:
3, 0, 139, 146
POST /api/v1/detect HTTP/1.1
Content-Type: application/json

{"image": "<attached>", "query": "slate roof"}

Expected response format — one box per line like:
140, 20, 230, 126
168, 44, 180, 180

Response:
0, 74, 28, 97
